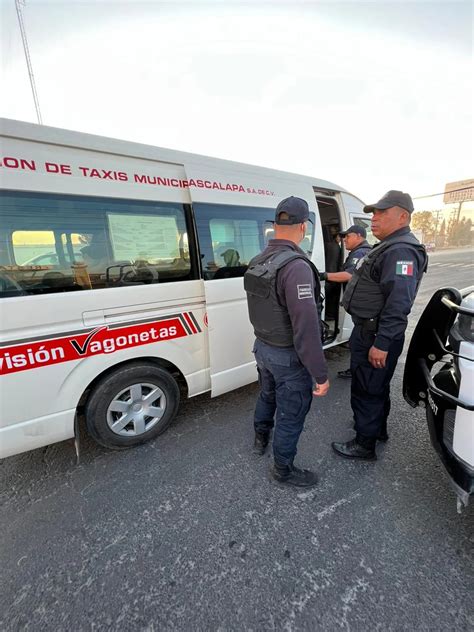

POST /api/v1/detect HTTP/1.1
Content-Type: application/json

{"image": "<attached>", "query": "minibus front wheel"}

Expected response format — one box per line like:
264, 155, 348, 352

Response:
84, 362, 180, 449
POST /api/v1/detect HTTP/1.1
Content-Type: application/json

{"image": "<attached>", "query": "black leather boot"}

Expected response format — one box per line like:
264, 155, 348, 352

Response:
253, 430, 270, 455
272, 463, 319, 487
331, 438, 377, 461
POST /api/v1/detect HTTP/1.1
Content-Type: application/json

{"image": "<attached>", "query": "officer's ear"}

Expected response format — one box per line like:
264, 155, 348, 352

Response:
395, 206, 410, 224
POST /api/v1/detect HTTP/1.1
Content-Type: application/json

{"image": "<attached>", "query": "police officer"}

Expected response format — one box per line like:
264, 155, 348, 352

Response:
244, 196, 329, 487
320, 225, 371, 379
332, 190, 428, 460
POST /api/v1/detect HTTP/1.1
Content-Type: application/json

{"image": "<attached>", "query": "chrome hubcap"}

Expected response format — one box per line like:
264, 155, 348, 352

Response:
106, 382, 167, 436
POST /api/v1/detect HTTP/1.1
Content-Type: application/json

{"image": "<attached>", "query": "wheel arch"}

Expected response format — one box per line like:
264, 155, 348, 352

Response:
77, 356, 189, 412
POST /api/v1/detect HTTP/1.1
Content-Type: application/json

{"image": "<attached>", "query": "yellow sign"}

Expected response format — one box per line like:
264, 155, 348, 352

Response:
444, 179, 474, 204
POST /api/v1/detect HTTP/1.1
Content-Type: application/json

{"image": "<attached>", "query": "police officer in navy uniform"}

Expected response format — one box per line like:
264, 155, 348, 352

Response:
320, 225, 371, 379
244, 196, 329, 487
332, 190, 428, 460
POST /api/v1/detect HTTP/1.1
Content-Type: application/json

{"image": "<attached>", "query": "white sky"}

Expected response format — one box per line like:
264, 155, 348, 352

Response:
1, 0, 473, 207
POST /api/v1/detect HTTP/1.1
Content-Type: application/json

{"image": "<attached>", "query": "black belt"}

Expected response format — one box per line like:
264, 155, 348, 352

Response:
353, 317, 379, 332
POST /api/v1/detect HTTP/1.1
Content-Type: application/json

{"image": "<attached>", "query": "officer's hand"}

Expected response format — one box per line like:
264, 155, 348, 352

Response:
368, 346, 388, 369
313, 379, 330, 397
319, 271, 328, 281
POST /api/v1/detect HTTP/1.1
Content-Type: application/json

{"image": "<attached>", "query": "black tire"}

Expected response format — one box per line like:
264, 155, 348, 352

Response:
85, 362, 180, 449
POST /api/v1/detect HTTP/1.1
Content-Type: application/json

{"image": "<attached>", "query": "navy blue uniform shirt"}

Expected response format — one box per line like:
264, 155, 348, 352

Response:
343, 240, 371, 274
370, 227, 427, 352
265, 239, 328, 384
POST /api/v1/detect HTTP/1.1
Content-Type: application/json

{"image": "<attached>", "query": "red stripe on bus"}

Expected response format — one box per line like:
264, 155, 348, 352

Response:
0, 316, 190, 376
182, 312, 198, 334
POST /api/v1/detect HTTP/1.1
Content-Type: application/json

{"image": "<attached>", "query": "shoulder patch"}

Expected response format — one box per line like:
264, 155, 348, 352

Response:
297, 284, 313, 299
396, 261, 414, 276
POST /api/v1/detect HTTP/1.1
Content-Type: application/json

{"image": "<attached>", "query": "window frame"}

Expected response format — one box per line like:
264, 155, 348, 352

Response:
193, 201, 316, 281
0, 190, 200, 298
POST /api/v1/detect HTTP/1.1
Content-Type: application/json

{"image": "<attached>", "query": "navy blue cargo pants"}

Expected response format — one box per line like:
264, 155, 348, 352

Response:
253, 339, 313, 467
350, 324, 405, 441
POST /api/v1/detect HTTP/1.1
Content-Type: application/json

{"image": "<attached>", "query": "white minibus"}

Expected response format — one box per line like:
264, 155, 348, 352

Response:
0, 118, 373, 458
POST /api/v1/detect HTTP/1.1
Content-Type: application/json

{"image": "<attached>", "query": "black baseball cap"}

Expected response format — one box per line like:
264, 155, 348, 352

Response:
339, 224, 367, 238
363, 190, 414, 214
275, 196, 310, 225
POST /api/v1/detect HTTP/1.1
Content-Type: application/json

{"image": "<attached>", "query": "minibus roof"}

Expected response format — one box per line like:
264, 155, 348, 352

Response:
1, 117, 348, 195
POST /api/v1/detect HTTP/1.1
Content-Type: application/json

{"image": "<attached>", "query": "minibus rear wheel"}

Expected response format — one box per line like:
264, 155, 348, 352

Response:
84, 362, 180, 449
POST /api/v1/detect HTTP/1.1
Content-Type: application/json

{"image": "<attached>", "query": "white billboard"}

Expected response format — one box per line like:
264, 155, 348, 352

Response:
443, 179, 474, 204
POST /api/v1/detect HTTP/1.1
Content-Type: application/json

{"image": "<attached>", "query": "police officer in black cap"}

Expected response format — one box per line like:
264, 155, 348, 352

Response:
332, 190, 428, 460
244, 196, 329, 487
320, 225, 372, 379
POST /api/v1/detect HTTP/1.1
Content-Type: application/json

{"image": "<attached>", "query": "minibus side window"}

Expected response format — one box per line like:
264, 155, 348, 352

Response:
106, 210, 191, 284
209, 218, 260, 276
0, 191, 194, 297
194, 203, 274, 280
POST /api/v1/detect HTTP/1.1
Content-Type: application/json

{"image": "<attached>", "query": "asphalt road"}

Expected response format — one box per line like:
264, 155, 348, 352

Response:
1, 247, 473, 631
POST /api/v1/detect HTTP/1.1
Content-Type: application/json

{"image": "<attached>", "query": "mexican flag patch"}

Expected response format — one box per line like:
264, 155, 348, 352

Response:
396, 261, 414, 276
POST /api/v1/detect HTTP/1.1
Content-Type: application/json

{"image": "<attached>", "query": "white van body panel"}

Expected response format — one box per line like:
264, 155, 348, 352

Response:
0, 410, 75, 459
0, 137, 191, 204
339, 191, 365, 219
453, 340, 474, 465
202, 276, 255, 397
0, 118, 354, 458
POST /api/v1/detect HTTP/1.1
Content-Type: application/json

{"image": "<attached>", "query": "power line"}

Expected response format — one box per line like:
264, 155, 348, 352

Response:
413, 186, 473, 200
15, 0, 43, 124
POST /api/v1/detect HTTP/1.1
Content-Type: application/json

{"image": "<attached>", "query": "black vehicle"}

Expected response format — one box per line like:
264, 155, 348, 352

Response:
403, 286, 474, 512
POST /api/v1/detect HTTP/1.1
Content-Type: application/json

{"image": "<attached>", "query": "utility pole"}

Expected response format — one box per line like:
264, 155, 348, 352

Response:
15, 0, 43, 124
432, 209, 442, 234
432, 209, 443, 247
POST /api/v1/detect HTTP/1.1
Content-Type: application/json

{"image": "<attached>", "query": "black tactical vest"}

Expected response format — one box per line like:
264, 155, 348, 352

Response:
244, 249, 321, 347
342, 232, 427, 319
